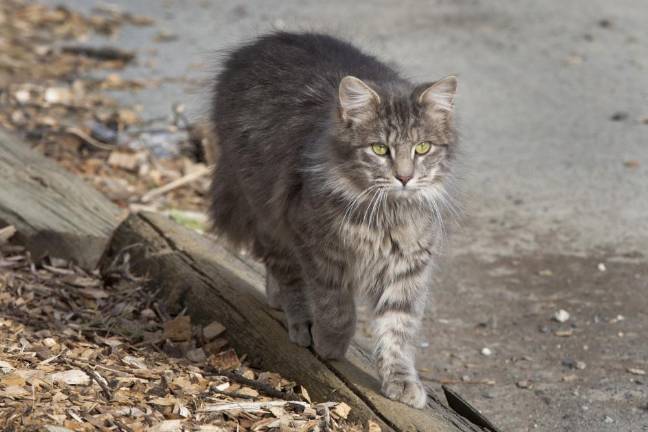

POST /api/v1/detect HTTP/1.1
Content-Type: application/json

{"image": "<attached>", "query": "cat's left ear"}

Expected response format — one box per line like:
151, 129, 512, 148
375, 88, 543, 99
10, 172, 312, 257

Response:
417, 76, 458, 117
338, 76, 381, 124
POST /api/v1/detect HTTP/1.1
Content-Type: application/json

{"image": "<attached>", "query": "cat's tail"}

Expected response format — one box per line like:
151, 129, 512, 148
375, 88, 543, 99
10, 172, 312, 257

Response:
207, 128, 257, 254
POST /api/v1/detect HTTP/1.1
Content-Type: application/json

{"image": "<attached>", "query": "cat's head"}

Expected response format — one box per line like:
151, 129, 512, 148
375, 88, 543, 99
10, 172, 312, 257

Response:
331, 75, 457, 203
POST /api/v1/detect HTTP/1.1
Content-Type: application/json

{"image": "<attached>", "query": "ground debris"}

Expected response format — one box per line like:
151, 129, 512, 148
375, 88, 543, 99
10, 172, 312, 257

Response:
0, 0, 211, 220
0, 247, 361, 431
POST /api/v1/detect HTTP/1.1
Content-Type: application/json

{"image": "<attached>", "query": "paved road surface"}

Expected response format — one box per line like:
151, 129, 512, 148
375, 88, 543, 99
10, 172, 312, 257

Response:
47, 1, 648, 430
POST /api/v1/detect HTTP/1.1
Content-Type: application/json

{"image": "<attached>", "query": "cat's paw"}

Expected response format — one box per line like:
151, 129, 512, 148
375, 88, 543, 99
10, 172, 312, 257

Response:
381, 376, 428, 409
312, 325, 349, 360
288, 322, 312, 347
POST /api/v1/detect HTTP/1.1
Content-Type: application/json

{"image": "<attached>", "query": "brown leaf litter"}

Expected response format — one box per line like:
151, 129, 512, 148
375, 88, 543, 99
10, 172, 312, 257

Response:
0, 242, 363, 431
0, 0, 213, 227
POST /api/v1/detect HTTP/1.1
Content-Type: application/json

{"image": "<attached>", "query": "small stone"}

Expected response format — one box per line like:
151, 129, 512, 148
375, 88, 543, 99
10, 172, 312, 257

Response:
576, 361, 587, 370
597, 262, 607, 272
624, 160, 640, 169
482, 391, 496, 399
553, 309, 570, 323
516, 380, 532, 389
562, 358, 577, 369
627, 368, 646, 376
598, 18, 612, 28
603, 416, 614, 424
419, 341, 430, 348
481, 347, 493, 356
610, 111, 628, 121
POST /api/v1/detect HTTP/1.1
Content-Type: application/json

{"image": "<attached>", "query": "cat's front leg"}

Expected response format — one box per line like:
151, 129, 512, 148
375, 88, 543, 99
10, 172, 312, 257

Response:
372, 269, 429, 409
306, 257, 356, 360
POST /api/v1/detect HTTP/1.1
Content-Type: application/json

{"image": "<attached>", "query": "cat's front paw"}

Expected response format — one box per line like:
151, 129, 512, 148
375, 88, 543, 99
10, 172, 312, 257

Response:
288, 322, 312, 347
381, 376, 428, 409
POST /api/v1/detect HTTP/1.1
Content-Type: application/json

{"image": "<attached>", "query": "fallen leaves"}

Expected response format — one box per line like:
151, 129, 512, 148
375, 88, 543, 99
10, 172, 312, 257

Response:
0, 244, 361, 431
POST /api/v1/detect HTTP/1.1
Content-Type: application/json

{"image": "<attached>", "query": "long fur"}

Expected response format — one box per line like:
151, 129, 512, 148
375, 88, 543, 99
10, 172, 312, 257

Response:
209, 32, 459, 408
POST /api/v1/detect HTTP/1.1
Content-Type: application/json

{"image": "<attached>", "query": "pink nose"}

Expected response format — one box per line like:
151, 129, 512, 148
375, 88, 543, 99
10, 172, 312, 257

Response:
396, 175, 412, 185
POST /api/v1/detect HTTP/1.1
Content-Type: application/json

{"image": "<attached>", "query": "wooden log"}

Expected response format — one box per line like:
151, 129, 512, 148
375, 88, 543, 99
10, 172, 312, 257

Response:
102, 211, 488, 432
0, 130, 124, 269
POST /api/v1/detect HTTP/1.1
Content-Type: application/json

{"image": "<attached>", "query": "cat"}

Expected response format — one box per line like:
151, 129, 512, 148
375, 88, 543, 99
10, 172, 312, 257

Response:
209, 32, 458, 409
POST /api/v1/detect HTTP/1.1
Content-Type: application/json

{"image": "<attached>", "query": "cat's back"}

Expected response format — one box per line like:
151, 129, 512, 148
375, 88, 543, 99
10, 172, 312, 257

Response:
213, 32, 399, 122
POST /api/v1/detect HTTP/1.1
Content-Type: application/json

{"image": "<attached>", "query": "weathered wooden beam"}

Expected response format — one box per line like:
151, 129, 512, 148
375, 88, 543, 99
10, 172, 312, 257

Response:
0, 130, 124, 269
0, 133, 492, 431
102, 211, 487, 432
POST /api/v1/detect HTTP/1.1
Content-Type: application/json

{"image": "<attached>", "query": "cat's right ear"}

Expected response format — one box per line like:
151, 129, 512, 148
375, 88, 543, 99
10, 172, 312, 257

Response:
338, 76, 380, 124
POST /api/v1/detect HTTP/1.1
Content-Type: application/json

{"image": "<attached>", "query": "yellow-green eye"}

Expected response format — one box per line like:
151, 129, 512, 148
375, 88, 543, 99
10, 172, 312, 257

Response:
371, 143, 389, 156
414, 141, 431, 155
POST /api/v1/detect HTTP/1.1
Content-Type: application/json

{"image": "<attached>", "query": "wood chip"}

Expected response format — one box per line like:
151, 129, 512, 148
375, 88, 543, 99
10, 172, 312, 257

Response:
367, 419, 382, 432
332, 402, 351, 419
163, 315, 192, 341
203, 320, 226, 340
209, 348, 241, 372
0, 225, 16, 244
48, 369, 91, 386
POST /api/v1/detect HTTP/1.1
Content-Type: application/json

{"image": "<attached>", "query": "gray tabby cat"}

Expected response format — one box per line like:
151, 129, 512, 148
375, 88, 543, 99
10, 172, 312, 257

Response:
209, 32, 458, 408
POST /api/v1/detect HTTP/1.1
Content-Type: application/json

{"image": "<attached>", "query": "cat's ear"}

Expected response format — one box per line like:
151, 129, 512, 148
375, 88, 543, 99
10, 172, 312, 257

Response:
417, 76, 457, 118
338, 76, 380, 124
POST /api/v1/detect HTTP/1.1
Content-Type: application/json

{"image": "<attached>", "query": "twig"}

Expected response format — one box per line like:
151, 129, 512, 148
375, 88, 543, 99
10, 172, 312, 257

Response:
61, 45, 135, 62
209, 388, 257, 400
199, 400, 308, 413
207, 369, 303, 402
65, 127, 115, 151
140, 165, 213, 203
111, 418, 135, 432
66, 359, 113, 401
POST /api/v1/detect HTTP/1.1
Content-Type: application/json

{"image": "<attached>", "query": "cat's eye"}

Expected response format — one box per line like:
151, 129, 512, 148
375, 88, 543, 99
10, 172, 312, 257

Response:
414, 141, 432, 155
371, 143, 389, 156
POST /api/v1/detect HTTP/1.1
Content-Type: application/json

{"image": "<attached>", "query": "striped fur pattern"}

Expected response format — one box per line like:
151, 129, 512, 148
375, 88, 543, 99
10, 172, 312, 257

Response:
209, 32, 459, 409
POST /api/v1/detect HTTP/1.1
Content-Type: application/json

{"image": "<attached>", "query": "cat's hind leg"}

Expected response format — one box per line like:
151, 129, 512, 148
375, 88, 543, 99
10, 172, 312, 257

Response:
264, 250, 312, 347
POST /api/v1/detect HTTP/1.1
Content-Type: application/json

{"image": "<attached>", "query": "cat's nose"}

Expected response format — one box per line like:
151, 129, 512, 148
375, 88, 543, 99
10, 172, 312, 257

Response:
395, 174, 412, 186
